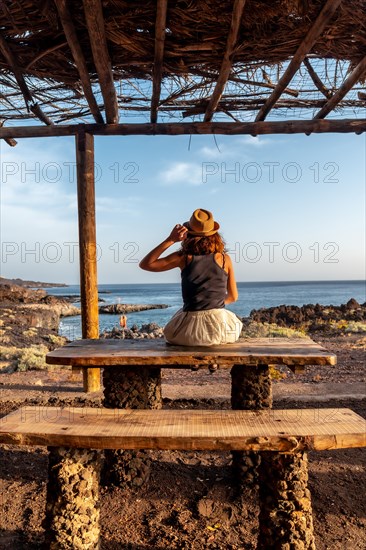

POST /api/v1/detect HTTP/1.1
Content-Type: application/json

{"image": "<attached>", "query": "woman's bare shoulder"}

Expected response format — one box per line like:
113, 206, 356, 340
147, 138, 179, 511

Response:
224, 253, 234, 267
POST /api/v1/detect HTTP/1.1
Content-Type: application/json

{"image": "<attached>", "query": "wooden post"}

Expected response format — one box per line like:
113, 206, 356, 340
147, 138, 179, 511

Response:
76, 128, 100, 392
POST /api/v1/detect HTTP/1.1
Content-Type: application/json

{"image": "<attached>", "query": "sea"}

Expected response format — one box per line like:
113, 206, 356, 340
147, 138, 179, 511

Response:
48, 280, 366, 341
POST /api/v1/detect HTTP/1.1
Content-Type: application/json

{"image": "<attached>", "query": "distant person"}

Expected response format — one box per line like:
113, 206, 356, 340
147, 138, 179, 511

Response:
139, 208, 242, 345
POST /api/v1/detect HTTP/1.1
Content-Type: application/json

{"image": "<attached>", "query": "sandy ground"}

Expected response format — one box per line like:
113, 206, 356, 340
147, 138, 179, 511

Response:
0, 334, 365, 549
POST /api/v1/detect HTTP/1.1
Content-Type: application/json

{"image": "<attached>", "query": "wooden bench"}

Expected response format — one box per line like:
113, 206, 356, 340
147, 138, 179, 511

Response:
1, 406, 365, 549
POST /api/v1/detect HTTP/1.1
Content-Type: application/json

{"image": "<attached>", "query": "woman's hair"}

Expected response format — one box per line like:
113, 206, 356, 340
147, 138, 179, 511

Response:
180, 232, 226, 255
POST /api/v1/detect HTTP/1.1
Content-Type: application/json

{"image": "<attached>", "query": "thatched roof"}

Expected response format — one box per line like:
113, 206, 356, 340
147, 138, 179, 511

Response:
0, 0, 365, 128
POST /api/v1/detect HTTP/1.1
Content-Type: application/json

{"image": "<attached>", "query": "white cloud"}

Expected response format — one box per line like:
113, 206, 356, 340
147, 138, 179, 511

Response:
199, 145, 225, 158
158, 162, 203, 186
237, 136, 277, 148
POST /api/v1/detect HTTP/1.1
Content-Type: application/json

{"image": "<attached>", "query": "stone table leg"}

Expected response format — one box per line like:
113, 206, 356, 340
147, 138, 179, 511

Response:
43, 446, 102, 550
102, 366, 162, 488
257, 451, 316, 550
231, 364, 272, 485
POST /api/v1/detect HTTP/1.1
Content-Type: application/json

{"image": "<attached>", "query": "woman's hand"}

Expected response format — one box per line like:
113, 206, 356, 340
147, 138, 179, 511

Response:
167, 224, 188, 243
139, 225, 187, 272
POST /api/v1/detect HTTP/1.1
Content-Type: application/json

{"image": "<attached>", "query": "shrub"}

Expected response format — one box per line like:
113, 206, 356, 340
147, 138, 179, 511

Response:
22, 328, 39, 338
240, 321, 306, 339
47, 334, 67, 346
16, 345, 49, 371
0, 346, 18, 361
344, 321, 366, 333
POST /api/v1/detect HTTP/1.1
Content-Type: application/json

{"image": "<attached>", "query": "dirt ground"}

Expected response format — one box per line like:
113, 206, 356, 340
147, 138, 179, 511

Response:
0, 334, 365, 549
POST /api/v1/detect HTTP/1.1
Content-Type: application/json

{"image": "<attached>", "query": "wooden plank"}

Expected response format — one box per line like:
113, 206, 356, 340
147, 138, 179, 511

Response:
150, 0, 168, 123
54, 0, 104, 124
314, 55, 366, 119
255, 0, 342, 122
0, 407, 364, 451
0, 119, 365, 140
46, 337, 336, 367
82, 0, 119, 123
204, 0, 247, 122
75, 130, 100, 392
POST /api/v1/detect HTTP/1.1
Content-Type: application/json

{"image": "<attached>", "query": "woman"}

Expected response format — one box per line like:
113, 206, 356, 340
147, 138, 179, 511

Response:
139, 208, 243, 346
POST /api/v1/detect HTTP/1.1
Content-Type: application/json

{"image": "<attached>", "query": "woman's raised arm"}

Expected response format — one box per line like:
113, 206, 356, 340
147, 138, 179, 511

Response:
139, 224, 187, 272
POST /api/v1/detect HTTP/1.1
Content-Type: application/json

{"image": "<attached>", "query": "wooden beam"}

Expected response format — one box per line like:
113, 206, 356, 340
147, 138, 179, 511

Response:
0, 121, 17, 146
150, 0, 168, 123
204, 0, 247, 122
0, 119, 365, 139
75, 129, 100, 392
2, 138, 17, 147
314, 56, 366, 119
303, 57, 332, 98
255, 0, 342, 121
82, 0, 119, 124
54, 0, 104, 124
0, 31, 53, 126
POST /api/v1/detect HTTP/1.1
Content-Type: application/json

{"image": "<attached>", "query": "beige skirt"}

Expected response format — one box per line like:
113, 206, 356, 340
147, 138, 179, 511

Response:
163, 308, 243, 346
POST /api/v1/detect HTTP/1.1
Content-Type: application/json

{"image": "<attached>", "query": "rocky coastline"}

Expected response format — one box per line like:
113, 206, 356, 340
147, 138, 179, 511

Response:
1, 278, 365, 371
99, 303, 168, 314
0, 282, 169, 348
0, 276, 67, 288
249, 298, 366, 333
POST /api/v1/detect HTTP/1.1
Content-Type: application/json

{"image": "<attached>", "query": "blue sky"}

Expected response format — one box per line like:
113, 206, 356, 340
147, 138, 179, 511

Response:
1, 128, 365, 284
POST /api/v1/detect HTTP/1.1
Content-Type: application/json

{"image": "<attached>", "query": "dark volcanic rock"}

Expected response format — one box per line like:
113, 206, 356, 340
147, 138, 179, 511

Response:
0, 283, 47, 304
99, 303, 168, 314
346, 298, 361, 309
100, 322, 164, 340
249, 299, 366, 329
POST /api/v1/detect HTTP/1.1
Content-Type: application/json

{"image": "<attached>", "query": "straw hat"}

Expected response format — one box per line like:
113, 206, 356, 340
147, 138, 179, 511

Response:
183, 208, 220, 236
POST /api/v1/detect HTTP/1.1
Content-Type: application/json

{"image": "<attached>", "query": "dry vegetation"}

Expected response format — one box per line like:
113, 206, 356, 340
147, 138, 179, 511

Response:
1, 0, 365, 123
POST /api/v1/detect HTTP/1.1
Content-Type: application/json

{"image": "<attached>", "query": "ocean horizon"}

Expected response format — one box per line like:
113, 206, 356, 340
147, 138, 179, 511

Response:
48, 279, 366, 341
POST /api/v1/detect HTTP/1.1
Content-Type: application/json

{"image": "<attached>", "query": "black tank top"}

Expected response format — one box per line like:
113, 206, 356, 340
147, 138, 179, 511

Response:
181, 254, 228, 311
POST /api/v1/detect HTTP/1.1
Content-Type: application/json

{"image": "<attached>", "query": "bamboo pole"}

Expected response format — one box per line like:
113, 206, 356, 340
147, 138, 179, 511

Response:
76, 129, 100, 392
0, 119, 365, 139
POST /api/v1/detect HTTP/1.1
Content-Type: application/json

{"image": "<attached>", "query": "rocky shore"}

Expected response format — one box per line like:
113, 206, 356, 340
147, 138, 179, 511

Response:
249, 298, 366, 333
0, 276, 67, 288
101, 322, 164, 340
0, 282, 168, 370
99, 303, 168, 314
1, 278, 365, 372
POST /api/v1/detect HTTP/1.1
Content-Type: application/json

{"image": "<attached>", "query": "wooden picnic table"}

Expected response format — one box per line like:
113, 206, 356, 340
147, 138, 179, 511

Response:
46, 336, 336, 369
37, 338, 340, 550
46, 336, 337, 485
